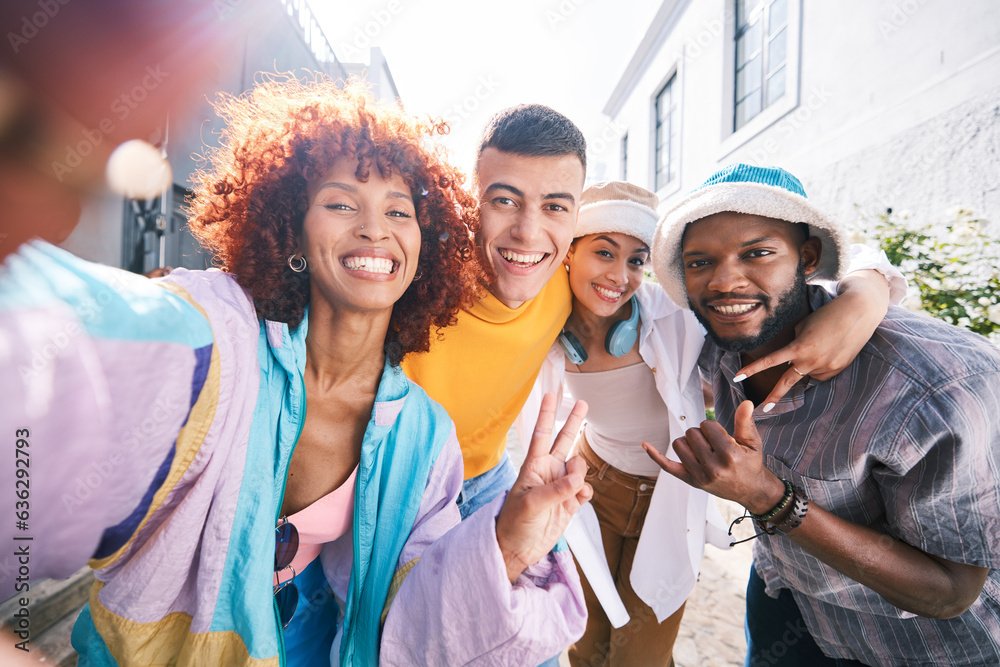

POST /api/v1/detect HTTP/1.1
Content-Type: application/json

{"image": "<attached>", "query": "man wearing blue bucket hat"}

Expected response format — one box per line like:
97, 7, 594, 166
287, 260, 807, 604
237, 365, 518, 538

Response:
647, 164, 1000, 666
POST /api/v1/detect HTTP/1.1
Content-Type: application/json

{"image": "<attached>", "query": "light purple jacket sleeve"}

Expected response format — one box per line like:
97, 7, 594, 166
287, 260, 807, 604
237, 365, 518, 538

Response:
378, 428, 587, 666
0, 245, 213, 594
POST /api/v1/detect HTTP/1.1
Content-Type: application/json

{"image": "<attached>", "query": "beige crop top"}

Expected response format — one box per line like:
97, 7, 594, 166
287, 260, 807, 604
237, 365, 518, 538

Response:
564, 362, 673, 477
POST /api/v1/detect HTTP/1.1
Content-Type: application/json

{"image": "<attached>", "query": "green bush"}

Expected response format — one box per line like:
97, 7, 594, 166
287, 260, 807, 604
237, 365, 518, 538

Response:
852, 206, 1000, 342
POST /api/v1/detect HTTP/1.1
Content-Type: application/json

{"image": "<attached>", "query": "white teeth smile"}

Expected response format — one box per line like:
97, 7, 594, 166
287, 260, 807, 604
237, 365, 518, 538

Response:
499, 249, 545, 265
712, 303, 757, 315
595, 286, 623, 300
343, 256, 396, 274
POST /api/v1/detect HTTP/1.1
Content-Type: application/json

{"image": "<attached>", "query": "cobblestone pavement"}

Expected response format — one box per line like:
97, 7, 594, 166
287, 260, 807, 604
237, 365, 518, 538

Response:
673, 500, 754, 667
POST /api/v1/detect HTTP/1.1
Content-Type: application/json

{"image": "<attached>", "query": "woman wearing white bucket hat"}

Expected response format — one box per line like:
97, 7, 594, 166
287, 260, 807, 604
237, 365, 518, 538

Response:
518, 179, 905, 666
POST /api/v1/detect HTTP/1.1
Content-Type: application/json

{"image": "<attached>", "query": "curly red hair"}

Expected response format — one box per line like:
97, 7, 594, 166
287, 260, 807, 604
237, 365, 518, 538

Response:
188, 75, 481, 365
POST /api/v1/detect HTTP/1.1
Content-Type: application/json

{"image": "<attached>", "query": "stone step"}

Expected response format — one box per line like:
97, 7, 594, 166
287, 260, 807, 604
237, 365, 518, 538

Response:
2, 567, 92, 665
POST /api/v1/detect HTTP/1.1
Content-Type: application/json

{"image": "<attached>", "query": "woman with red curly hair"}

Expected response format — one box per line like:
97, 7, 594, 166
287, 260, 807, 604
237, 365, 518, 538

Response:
0, 77, 589, 666
188, 78, 483, 367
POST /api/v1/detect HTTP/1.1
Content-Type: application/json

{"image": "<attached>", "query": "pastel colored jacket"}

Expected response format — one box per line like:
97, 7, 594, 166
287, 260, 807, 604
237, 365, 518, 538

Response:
0, 242, 586, 666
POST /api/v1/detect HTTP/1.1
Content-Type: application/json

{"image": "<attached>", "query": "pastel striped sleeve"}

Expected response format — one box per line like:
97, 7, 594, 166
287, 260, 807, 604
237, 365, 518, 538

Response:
0, 242, 214, 593
378, 427, 587, 666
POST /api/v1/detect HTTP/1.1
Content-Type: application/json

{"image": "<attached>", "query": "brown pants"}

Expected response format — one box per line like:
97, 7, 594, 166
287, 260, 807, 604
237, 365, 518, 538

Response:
568, 436, 685, 667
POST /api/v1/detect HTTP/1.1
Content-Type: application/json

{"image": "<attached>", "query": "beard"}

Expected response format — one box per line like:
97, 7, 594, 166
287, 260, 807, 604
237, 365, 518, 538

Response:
689, 264, 809, 354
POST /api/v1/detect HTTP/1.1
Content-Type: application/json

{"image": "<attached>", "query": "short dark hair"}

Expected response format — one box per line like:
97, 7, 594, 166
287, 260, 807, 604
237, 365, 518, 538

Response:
476, 104, 587, 173
794, 221, 810, 242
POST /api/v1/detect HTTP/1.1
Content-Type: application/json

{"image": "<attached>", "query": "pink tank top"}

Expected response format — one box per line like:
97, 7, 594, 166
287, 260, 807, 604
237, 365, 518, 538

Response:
275, 466, 357, 585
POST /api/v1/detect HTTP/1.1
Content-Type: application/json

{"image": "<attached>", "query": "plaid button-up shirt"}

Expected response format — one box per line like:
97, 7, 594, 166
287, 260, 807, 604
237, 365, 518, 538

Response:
704, 287, 1000, 666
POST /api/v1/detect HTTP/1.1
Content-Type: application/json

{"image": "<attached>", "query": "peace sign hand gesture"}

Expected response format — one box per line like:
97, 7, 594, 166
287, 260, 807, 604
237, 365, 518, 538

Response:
495, 393, 592, 583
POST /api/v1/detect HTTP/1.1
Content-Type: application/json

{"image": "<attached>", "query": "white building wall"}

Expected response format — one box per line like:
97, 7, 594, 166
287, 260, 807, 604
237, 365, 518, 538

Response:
59, 195, 124, 268
604, 0, 1000, 227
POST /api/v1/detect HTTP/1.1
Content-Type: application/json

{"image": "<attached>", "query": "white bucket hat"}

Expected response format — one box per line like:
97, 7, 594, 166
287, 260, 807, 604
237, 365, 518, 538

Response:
651, 163, 849, 308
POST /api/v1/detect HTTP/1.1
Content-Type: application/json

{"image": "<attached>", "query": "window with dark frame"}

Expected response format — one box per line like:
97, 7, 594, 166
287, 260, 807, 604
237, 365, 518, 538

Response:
654, 75, 678, 191
734, 0, 788, 130
621, 132, 628, 180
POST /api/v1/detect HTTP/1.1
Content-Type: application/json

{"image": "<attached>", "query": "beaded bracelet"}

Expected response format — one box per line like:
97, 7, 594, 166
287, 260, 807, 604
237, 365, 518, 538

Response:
750, 479, 794, 524
774, 484, 809, 534
727, 480, 807, 546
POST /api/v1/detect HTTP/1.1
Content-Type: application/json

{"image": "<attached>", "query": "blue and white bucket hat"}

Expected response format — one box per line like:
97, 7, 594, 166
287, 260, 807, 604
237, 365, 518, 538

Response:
651, 163, 849, 309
